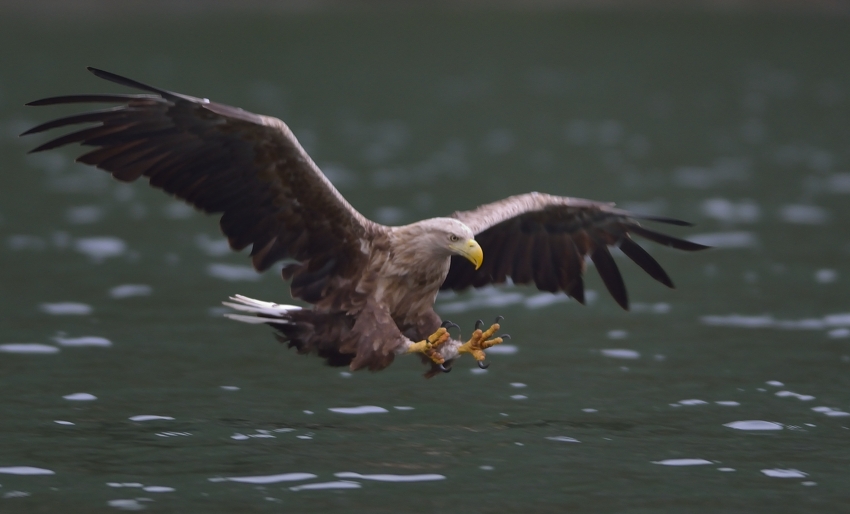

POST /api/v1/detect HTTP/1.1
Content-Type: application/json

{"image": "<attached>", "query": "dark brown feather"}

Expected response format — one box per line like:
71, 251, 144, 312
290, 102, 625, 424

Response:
23, 67, 380, 309
443, 192, 707, 309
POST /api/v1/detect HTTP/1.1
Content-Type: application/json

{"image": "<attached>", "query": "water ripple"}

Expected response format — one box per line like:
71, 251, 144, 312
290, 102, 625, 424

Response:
0, 466, 55, 475
335, 472, 445, 482
328, 406, 388, 415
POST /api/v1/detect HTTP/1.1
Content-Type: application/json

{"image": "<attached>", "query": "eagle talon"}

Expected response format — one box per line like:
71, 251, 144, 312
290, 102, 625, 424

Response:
458, 319, 505, 365
475, 319, 483, 330
477, 360, 489, 369
439, 363, 452, 373
494, 315, 504, 324
441, 320, 459, 330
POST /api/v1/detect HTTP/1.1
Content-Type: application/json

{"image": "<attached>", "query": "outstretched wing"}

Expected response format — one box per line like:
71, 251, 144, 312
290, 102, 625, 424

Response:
24, 67, 383, 303
441, 192, 708, 309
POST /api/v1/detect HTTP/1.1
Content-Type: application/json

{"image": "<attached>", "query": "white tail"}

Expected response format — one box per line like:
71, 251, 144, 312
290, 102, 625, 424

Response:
222, 294, 301, 325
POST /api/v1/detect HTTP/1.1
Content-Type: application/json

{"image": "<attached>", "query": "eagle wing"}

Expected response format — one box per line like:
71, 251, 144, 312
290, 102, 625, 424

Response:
442, 192, 708, 309
24, 68, 383, 304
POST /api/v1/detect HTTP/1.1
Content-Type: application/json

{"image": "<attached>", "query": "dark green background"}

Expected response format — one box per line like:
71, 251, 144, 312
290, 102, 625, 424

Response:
1, 8, 848, 513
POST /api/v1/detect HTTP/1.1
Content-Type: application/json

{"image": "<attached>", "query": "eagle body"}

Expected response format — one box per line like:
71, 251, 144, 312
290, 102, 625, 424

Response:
24, 68, 708, 376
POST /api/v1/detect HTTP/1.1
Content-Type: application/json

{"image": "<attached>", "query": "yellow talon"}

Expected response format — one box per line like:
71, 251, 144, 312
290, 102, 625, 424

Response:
406, 327, 450, 365
458, 322, 503, 362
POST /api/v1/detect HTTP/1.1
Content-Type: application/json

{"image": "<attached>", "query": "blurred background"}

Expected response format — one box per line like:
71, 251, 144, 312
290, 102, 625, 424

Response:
0, 2, 848, 512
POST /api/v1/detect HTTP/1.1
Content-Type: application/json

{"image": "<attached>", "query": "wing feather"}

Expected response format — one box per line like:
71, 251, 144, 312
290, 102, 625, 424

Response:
443, 192, 708, 309
24, 68, 383, 305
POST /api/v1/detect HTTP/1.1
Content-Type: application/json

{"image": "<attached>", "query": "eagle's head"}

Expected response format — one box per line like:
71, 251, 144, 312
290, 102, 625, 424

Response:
394, 217, 483, 270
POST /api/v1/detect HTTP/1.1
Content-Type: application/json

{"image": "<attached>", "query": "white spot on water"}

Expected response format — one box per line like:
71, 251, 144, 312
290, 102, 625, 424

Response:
107, 499, 145, 511
762, 469, 807, 478
220, 386, 240, 391
715, 401, 740, 406
221, 473, 316, 484
701, 198, 760, 223
766, 380, 784, 387
109, 284, 152, 299
40, 302, 92, 315
825, 411, 850, 417
724, 420, 783, 431
718, 467, 736, 472
335, 472, 445, 482
142, 486, 174, 493
2, 490, 30, 499
487, 344, 518, 355
290, 480, 361, 491
207, 264, 259, 282
652, 459, 713, 466
780, 204, 828, 224
66, 205, 103, 224
607, 330, 628, 339
0, 343, 58, 354
129, 415, 174, 422
775, 391, 815, 401
0, 466, 55, 475
601, 349, 640, 359
74, 236, 127, 261
296, 435, 312, 440
54, 420, 74, 425
230, 433, 249, 440
163, 202, 194, 219
393, 406, 414, 411
524, 293, 569, 309
195, 234, 231, 256
510, 382, 527, 388
689, 231, 757, 248
678, 399, 708, 406
511, 395, 527, 400
53, 336, 112, 347
546, 436, 580, 443
64, 393, 97, 401
828, 328, 850, 338
480, 465, 494, 470
582, 408, 598, 413
815, 269, 838, 284
328, 406, 388, 415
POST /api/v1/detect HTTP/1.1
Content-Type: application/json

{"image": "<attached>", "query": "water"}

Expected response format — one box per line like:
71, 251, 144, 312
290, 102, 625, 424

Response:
2, 7, 850, 513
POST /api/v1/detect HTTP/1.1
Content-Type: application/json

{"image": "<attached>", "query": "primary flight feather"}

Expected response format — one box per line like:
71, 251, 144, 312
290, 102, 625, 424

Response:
24, 67, 708, 376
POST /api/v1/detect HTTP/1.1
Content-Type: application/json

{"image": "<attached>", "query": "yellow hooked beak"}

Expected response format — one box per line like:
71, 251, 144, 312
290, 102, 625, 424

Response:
450, 238, 483, 270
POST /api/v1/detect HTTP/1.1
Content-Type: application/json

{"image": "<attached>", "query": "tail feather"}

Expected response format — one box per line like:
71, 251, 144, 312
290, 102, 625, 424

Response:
221, 294, 355, 368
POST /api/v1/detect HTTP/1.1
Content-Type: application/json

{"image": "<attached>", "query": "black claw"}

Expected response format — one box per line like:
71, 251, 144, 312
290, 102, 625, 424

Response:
441, 320, 458, 329
439, 363, 452, 373
494, 315, 504, 324
477, 360, 489, 369
474, 319, 483, 330
501, 334, 511, 340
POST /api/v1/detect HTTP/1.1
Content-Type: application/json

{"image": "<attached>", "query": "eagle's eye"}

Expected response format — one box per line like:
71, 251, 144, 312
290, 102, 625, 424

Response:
449, 234, 460, 242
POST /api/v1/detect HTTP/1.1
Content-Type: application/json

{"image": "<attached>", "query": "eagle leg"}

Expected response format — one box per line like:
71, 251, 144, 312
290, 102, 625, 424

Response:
458, 320, 505, 365
405, 327, 451, 365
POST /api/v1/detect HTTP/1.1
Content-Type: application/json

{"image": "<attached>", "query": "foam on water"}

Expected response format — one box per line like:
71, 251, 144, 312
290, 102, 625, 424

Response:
762, 469, 807, 478
601, 349, 640, 359
290, 480, 361, 491
546, 436, 580, 443
74, 236, 127, 261
775, 391, 815, 401
40, 302, 92, 315
53, 336, 112, 347
689, 231, 757, 248
335, 472, 446, 482
487, 344, 518, 355
109, 284, 152, 299
652, 459, 713, 466
207, 263, 260, 281
129, 415, 174, 422
0, 466, 55, 475
64, 393, 97, 401
0, 343, 59, 354
328, 406, 388, 415
724, 420, 783, 431
220, 473, 317, 484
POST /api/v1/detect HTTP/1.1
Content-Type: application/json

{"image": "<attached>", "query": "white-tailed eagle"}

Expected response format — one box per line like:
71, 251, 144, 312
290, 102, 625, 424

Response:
24, 68, 708, 377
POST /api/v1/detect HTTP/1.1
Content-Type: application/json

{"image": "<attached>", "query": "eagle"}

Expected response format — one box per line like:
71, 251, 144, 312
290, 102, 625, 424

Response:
23, 68, 708, 377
